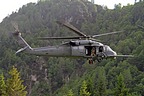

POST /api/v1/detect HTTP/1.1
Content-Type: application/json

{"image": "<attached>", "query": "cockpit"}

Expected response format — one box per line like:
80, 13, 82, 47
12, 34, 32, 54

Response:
104, 45, 117, 56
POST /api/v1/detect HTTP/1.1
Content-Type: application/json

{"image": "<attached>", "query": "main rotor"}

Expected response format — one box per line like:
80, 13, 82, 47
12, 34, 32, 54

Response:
38, 21, 123, 40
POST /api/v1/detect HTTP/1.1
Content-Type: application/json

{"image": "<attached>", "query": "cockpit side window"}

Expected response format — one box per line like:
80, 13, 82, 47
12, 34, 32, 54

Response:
99, 46, 103, 52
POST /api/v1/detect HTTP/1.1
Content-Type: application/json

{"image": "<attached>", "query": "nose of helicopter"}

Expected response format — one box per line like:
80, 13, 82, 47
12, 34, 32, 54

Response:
113, 51, 117, 59
104, 45, 117, 59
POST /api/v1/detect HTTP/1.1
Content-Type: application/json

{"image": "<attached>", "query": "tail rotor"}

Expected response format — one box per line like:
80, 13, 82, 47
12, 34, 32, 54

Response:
11, 21, 21, 36
11, 21, 32, 54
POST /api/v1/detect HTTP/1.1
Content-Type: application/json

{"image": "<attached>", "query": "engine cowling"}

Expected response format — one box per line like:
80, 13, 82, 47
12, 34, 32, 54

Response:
70, 40, 94, 46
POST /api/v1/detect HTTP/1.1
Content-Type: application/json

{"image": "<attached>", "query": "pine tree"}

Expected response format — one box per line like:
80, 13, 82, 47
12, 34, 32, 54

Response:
0, 73, 7, 96
80, 80, 91, 96
95, 67, 107, 96
6, 66, 27, 96
67, 89, 74, 96
114, 73, 129, 96
86, 77, 94, 96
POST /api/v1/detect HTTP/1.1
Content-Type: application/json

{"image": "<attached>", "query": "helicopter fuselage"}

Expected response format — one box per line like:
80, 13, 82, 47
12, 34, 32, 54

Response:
25, 40, 117, 62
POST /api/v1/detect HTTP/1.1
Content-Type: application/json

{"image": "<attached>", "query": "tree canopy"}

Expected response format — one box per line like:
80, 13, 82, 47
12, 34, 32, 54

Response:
0, 0, 144, 95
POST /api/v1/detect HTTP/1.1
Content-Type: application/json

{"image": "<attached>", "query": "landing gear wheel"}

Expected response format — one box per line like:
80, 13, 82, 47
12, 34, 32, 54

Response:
97, 57, 102, 62
96, 52, 106, 62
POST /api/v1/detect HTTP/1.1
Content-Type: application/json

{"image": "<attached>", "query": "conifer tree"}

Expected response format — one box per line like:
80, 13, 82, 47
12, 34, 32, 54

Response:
6, 66, 27, 96
114, 73, 129, 96
86, 77, 94, 96
80, 80, 91, 96
94, 67, 107, 96
67, 89, 74, 96
0, 73, 7, 96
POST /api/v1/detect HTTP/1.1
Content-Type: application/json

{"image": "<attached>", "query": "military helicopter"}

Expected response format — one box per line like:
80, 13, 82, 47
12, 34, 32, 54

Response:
13, 21, 133, 64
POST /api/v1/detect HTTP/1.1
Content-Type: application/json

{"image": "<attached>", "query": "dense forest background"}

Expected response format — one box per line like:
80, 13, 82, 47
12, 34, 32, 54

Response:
0, 0, 144, 96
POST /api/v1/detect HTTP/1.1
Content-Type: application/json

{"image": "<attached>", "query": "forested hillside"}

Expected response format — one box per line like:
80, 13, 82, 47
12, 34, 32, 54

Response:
0, 0, 144, 96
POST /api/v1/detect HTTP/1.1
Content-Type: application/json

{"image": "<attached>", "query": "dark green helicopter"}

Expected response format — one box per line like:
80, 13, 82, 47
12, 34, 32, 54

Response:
13, 21, 133, 64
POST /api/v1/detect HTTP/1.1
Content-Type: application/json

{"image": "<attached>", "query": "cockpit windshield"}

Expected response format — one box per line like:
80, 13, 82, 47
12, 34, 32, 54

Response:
104, 45, 117, 56
105, 45, 113, 52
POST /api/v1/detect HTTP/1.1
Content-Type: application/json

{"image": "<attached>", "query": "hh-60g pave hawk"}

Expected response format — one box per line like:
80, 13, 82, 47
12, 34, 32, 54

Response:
13, 21, 133, 64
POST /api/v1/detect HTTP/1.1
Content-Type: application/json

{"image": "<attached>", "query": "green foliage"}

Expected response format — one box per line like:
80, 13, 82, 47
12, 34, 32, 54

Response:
114, 73, 129, 96
31, 81, 51, 96
65, 89, 74, 96
6, 66, 27, 96
0, 66, 27, 96
0, 74, 7, 96
80, 80, 91, 96
0, 0, 144, 95
94, 67, 107, 96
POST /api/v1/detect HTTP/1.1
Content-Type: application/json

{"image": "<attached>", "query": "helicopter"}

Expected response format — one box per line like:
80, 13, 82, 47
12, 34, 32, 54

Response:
12, 21, 133, 64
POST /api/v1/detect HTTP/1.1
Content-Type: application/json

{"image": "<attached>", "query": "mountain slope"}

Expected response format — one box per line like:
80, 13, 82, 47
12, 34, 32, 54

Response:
0, 0, 144, 96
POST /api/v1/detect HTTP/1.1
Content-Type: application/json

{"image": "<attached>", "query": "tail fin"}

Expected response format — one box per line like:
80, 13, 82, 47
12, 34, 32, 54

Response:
13, 31, 32, 54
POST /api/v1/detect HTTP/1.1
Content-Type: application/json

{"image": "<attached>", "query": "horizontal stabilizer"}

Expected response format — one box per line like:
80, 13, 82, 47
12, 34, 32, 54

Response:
16, 46, 29, 54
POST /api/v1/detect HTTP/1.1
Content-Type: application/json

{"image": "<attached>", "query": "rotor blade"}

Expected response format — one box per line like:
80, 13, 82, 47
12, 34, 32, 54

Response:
115, 55, 134, 57
56, 21, 87, 37
108, 55, 134, 58
92, 30, 124, 38
38, 36, 85, 40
